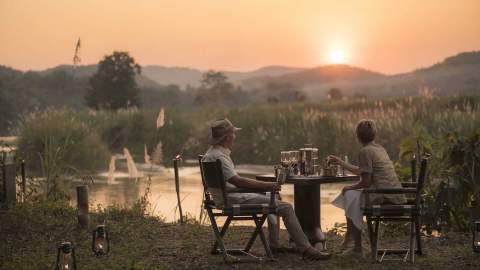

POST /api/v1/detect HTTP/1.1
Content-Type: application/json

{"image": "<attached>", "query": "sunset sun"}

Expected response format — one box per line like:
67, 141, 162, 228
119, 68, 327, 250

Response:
329, 50, 346, 64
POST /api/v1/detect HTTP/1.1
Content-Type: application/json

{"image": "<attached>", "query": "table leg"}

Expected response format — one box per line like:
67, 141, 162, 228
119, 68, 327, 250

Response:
293, 184, 325, 245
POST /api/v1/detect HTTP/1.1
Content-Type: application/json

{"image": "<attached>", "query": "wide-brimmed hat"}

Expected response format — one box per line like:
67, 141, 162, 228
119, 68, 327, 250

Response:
209, 118, 242, 145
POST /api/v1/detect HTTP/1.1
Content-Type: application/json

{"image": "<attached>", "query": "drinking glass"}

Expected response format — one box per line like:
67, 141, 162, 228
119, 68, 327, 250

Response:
281, 151, 289, 166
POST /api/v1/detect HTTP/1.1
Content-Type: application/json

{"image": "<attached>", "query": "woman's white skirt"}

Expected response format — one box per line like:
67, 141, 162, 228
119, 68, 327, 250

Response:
332, 190, 364, 230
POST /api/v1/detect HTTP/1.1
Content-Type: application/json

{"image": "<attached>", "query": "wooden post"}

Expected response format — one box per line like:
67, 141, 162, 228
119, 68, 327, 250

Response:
77, 185, 89, 229
3, 152, 16, 207
21, 159, 26, 195
173, 158, 184, 224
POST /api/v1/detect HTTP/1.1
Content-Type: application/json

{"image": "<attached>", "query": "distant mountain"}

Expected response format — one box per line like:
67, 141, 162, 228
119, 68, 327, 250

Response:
141, 66, 203, 88
0, 65, 23, 79
141, 65, 305, 88
40, 64, 98, 77
39, 64, 304, 89
7, 50, 480, 99
376, 51, 480, 97
244, 65, 384, 86
244, 51, 480, 99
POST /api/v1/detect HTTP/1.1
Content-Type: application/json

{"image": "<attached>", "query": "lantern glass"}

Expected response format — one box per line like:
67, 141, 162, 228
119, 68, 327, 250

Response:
473, 221, 480, 253
95, 235, 106, 253
92, 225, 109, 255
61, 253, 71, 270
475, 222, 480, 246
56, 242, 76, 270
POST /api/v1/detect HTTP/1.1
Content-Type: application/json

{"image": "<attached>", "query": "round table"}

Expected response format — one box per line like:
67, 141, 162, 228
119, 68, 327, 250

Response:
255, 174, 359, 245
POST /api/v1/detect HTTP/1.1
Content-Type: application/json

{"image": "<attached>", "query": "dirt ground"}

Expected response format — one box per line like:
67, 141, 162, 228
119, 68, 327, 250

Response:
1, 202, 479, 269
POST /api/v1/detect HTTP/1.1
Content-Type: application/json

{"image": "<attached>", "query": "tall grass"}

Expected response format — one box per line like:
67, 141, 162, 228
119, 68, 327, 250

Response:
16, 96, 479, 170
16, 108, 110, 192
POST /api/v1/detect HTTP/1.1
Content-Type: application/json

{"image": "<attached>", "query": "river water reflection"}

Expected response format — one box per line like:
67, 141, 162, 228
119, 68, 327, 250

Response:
70, 165, 354, 230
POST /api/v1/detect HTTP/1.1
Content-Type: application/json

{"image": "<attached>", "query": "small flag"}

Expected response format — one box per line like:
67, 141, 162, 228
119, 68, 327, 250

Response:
144, 144, 151, 165
73, 37, 81, 67
156, 108, 165, 129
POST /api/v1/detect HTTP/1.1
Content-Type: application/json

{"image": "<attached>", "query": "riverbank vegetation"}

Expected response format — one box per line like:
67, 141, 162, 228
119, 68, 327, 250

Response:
15, 95, 480, 168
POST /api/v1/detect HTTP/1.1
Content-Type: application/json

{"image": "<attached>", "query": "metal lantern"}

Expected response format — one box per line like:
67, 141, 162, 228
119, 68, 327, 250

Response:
55, 242, 77, 270
92, 225, 110, 256
473, 221, 480, 253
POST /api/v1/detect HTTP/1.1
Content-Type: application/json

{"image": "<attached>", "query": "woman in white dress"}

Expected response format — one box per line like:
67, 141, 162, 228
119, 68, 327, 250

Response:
329, 119, 406, 256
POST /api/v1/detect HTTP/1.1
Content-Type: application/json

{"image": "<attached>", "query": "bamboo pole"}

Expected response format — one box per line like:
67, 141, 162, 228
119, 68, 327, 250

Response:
21, 159, 26, 196
173, 158, 184, 224
77, 185, 89, 229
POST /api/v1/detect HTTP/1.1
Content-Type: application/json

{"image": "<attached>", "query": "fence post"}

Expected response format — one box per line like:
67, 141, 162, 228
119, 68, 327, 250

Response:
21, 159, 26, 196
173, 158, 184, 224
77, 185, 89, 229
3, 152, 16, 207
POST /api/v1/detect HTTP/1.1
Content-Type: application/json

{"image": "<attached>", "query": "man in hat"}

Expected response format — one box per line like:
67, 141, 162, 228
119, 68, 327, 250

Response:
202, 118, 331, 260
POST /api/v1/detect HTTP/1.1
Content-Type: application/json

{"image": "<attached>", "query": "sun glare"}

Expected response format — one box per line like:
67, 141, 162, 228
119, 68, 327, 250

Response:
329, 50, 345, 64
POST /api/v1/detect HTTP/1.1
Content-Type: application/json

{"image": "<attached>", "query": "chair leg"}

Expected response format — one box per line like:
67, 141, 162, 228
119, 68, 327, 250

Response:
244, 215, 266, 252
211, 216, 232, 254
251, 214, 273, 259
366, 217, 375, 262
373, 219, 380, 262
206, 210, 232, 263
415, 216, 423, 255
409, 220, 415, 263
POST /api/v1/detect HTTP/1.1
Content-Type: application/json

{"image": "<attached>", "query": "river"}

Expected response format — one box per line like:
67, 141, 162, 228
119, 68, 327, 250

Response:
70, 163, 353, 230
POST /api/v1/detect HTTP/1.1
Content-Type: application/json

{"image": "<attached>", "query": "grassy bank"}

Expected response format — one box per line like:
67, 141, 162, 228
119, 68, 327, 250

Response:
15, 95, 480, 174
1, 201, 479, 269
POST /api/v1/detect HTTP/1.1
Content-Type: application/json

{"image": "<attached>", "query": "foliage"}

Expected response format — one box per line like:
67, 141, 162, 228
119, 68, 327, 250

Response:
327, 87, 343, 100
396, 125, 480, 232
194, 71, 237, 106
85, 51, 142, 110
16, 109, 110, 179
439, 130, 480, 231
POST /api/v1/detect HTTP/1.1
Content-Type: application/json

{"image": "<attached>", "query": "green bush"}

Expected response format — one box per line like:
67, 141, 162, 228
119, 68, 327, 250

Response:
16, 108, 110, 174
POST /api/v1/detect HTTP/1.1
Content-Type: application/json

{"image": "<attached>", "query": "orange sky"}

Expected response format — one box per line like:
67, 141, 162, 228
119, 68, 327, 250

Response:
1, 0, 479, 74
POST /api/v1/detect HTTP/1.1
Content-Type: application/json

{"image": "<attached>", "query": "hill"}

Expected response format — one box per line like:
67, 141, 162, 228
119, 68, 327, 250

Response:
243, 51, 480, 99
141, 65, 304, 88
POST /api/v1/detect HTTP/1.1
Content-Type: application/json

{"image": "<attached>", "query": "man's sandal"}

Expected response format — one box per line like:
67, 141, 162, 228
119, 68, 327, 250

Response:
302, 246, 332, 261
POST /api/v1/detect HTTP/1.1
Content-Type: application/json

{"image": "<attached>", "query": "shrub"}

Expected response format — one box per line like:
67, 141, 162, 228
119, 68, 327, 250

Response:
16, 108, 110, 174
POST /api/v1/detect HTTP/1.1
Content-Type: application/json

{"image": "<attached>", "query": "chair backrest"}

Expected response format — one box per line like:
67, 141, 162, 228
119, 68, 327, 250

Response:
198, 156, 228, 208
411, 155, 417, 183
197, 155, 207, 189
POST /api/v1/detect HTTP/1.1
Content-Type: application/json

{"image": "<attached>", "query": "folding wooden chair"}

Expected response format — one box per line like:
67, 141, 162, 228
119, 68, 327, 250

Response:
363, 157, 428, 263
198, 155, 277, 264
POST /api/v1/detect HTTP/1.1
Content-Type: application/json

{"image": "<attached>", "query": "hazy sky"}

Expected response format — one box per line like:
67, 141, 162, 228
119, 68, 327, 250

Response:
1, 0, 479, 74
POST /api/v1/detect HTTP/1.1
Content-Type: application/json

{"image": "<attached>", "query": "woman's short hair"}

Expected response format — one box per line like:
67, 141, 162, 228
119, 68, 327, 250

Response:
356, 119, 376, 144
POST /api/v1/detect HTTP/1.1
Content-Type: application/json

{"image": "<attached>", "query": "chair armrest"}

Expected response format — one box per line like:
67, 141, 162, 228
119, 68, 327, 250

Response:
227, 188, 266, 193
363, 188, 417, 194
226, 188, 277, 207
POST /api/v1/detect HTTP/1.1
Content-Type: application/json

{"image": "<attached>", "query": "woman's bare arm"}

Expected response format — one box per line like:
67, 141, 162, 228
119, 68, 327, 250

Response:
328, 155, 361, 175
342, 172, 371, 193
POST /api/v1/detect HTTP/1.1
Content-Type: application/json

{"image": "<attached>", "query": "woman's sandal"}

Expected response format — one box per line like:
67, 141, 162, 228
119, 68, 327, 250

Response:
302, 246, 332, 261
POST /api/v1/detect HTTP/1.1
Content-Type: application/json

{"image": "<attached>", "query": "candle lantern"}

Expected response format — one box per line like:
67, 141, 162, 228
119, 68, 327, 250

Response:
92, 225, 110, 256
55, 242, 77, 270
473, 221, 480, 253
